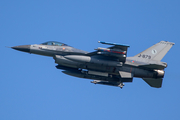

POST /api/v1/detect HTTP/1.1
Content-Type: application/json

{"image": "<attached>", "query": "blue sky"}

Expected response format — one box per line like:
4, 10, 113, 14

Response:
1, 0, 180, 120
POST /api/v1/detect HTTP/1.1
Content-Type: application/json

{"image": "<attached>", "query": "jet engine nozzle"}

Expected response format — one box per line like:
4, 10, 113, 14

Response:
155, 70, 165, 78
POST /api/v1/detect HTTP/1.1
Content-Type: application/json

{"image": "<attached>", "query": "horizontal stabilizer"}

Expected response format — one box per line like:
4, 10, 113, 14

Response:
143, 78, 163, 88
139, 64, 167, 70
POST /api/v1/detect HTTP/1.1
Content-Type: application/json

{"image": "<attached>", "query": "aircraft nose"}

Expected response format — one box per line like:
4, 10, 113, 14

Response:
11, 45, 31, 53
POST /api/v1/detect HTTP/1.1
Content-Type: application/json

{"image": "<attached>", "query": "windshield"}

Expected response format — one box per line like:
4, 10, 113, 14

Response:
41, 41, 68, 46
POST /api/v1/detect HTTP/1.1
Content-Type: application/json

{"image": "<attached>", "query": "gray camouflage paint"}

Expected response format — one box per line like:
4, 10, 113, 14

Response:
11, 41, 174, 88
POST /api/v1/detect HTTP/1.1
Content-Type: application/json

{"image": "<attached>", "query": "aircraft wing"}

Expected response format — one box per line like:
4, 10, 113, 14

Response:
87, 41, 130, 63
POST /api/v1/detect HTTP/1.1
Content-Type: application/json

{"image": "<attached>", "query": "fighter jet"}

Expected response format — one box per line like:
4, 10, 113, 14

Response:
11, 41, 174, 88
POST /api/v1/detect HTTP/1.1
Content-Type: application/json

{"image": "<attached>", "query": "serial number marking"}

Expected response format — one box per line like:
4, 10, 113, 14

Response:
138, 54, 151, 59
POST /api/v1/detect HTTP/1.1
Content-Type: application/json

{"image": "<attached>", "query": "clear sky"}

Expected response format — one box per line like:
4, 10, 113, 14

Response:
1, 0, 180, 120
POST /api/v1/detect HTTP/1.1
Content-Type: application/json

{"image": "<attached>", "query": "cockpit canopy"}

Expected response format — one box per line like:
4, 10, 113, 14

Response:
41, 41, 68, 46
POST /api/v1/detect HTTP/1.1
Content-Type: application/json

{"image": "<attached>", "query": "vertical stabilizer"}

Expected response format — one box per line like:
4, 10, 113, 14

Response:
134, 41, 174, 61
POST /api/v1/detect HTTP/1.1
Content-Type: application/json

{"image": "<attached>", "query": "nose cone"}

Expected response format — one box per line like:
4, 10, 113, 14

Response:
11, 45, 31, 53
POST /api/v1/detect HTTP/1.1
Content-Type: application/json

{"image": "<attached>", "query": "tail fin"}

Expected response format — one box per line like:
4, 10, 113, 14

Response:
134, 41, 175, 61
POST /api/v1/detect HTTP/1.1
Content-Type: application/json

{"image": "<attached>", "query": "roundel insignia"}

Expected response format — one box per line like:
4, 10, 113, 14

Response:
152, 49, 157, 54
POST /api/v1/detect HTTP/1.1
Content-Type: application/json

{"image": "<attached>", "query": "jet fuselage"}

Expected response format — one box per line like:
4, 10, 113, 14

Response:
11, 41, 174, 88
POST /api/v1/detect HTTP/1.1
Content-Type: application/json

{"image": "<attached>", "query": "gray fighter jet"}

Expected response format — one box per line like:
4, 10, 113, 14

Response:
11, 41, 174, 88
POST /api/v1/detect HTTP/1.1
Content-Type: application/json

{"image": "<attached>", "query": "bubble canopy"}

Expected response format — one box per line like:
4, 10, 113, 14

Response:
40, 41, 68, 46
